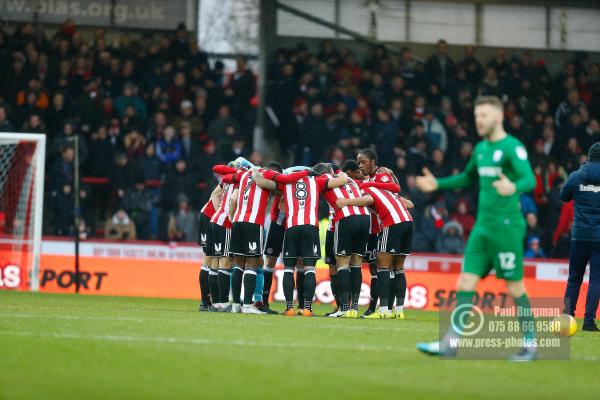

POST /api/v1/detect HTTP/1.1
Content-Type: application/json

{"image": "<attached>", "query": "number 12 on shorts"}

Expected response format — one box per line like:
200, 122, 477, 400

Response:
498, 252, 516, 270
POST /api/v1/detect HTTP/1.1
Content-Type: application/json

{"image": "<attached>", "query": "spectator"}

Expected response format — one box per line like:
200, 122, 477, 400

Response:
156, 126, 182, 166
425, 39, 455, 90
525, 236, 546, 259
0, 105, 15, 132
435, 221, 465, 254
114, 82, 147, 119
104, 209, 137, 240
167, 195, 199, 242
451, 200, 474, 240
163, 159, 197, 210
122, 179, 157, 240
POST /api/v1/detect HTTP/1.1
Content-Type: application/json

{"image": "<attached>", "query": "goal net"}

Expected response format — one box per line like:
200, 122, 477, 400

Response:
0, 133, 46, 291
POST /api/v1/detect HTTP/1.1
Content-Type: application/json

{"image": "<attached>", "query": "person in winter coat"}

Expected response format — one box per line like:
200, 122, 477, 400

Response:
104, 209, 137, 240
561, 142, 600, 331
435, 221, 465, 254
524, 236, 546, 259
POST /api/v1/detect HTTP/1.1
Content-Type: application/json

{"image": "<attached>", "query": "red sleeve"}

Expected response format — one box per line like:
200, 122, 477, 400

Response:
221, 174, 235, 184
373, 173, 394, 183
316, 176, 330, 192
213, 164, 238, 175
273, 170, 309, 184
360, 181, 400, 193
553, 202, 574, 245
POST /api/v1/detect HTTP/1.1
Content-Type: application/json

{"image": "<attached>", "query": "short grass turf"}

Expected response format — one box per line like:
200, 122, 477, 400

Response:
1, 292, 599, 400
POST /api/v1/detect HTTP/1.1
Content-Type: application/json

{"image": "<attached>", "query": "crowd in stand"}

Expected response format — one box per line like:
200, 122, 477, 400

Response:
267, 40, 600, 258
0, 21, 257, 241
0, 20, 598, 257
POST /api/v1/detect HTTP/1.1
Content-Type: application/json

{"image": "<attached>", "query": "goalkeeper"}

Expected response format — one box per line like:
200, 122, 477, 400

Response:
415, 96, 537, 361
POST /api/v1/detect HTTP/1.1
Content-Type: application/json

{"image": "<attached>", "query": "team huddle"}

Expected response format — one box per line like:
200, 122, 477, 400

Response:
196, 148, 414, 318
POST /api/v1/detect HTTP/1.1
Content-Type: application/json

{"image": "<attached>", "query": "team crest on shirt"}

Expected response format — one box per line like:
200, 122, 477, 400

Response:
516, 146, 528, 160
493, 150, 503, 162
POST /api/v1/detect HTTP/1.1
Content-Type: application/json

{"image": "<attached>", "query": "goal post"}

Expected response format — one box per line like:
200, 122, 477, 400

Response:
0, 133, 46, 292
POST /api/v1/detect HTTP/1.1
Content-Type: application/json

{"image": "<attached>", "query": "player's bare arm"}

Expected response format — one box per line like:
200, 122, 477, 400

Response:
326, 172, 349, 189
252, 168, 277, 191
336, 194, 373, 208
229, 188, 239, 221
210, 185, 223, 210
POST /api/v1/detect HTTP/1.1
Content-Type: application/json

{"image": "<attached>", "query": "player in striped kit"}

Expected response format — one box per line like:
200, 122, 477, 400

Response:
229, 161, 288, 314
338, 182, 414, 319
209, 163, 244, 312
317, 161, 370, 318
198, 187, 220, 312
253, 166, 349, 316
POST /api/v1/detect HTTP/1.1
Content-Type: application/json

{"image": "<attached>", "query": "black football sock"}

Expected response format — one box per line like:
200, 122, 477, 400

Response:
388, 271, 396, 309
200, 266, 211, 304
396, 270, 407, 311
369, 273, 378, 312
376, 269, 390, 313
350, 265, 362, 310
243, 270, 257, 305
217, 269, 231, 304
296, 270, 305, 308
330, 273, 340, 309
262, 267, 274, 307
283, 269, 295, 310
337, 268, 351, 311
303, 269, 316, 312
209, 269, 219, 305
231, 266, 244, 304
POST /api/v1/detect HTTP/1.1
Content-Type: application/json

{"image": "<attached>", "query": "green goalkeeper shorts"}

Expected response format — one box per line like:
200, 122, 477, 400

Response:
462, 216, 526, 281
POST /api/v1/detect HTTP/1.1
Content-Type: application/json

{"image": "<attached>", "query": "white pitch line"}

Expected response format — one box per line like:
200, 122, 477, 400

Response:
0, 330, 597, 361
0, 313, 433, 332
0, 330, 411, 354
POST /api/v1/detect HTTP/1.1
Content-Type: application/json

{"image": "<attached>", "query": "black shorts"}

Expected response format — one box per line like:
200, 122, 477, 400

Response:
334, 215, 370, 257
230, 222, 263, 257
283, 225, 321, 260
325, 230, 335, 265
363, 234, 379, 263
264, 222, 284, 258
203, 222, 215, 257
378, 222, 413, 255
212, 224, 232, 257
199, 213, 211, 248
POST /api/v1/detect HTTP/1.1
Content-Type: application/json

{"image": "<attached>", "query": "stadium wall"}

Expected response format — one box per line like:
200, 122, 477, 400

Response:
0, 237, 587, 316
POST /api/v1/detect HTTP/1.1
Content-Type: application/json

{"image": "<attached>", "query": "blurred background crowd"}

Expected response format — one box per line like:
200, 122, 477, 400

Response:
0, 20, 598, 258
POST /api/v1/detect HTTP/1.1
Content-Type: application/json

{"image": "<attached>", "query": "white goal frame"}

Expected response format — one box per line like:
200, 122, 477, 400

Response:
0, 133, 46, 291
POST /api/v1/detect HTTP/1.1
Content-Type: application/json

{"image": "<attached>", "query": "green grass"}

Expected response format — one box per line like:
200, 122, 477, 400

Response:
1, 291, 599, 400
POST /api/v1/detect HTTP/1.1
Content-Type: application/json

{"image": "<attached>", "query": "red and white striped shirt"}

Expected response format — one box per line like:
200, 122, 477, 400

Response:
322, 177, 369, 223
362, 186, 412, 227
270, 195, 286, 226
280, 176, 328, 228
200, 198, 216, 219
232, 170, 271, 225
365, 172, 394, 234
210, 182, 236, 228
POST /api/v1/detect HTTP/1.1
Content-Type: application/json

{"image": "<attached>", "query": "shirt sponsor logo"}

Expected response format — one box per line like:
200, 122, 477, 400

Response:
579, 184, 600, 193
478, 167, 502, 177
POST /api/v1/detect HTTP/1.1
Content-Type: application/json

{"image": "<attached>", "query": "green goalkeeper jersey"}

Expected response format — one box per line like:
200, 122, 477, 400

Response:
436, 134, 535, 221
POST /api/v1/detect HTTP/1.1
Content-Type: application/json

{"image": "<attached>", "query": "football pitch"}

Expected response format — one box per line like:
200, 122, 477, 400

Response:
1, 292, 599, 399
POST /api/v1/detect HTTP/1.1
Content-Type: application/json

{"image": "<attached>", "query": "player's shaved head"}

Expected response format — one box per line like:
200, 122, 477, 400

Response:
474, 96, 504, 139
342, 159, 363, 180
312, 162, 334, 175
266, 161, 283, 173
